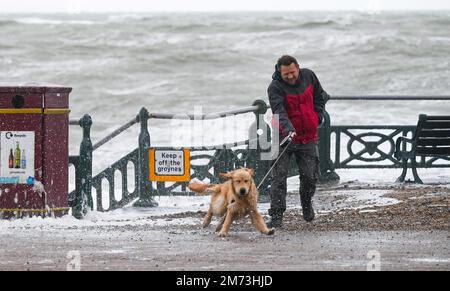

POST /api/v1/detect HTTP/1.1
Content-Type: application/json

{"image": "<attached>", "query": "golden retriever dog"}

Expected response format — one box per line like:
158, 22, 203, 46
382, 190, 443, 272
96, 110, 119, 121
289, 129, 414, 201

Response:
188, 168, 275, 237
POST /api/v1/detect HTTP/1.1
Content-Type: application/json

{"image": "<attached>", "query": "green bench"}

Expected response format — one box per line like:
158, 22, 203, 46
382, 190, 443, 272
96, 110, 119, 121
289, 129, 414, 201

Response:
395, 114, 450, 183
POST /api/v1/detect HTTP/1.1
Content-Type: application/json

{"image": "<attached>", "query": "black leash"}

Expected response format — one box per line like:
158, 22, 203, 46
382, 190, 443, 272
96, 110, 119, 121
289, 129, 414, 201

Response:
257, 133, 295, 190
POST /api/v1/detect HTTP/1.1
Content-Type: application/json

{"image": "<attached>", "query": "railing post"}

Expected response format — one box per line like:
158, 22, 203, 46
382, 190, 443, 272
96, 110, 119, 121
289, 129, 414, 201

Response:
318, 110, 340, 183
248, 99, 271, 199
133, 107, 158, 207
73, 114, 93, 219
213, 149, 234, 183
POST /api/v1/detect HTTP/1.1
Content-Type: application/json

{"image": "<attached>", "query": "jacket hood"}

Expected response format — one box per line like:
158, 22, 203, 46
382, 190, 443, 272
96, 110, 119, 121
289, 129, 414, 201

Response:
272, 65, 282, 81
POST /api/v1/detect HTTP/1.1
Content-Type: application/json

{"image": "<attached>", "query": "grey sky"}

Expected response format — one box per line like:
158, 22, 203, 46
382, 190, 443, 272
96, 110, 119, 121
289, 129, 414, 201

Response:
2, 0, 450, 13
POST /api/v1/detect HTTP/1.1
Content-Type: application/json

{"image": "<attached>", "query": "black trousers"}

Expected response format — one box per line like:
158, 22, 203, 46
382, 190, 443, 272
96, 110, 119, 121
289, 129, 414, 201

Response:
269, 141, 320, 215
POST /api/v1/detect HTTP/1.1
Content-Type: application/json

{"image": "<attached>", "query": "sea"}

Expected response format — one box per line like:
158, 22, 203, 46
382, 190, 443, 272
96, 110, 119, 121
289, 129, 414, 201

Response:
1, 11, 449, 175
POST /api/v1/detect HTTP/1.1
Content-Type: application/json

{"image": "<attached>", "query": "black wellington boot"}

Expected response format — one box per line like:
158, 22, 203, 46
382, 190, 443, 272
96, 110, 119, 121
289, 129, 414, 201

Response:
300, 194, 315, 222
267, 209, 284, 228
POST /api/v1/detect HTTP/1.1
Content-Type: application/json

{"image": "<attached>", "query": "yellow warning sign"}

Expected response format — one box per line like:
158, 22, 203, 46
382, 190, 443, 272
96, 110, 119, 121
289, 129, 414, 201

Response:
149, 148, 190, 182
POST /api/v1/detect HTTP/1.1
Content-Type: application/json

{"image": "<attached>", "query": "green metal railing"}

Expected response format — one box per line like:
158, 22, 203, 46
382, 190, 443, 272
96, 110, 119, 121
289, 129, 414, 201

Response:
68, 115, 92, 219
68, 96, 450, 218
324, 95, 450, 171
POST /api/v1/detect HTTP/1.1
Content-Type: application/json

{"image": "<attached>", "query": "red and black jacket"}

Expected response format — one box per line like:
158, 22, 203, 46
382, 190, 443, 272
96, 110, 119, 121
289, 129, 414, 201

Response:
268, 67, 329, 144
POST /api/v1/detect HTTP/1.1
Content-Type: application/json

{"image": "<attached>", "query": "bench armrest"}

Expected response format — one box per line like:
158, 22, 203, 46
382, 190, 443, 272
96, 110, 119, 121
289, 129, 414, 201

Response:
394, 136, 414, 160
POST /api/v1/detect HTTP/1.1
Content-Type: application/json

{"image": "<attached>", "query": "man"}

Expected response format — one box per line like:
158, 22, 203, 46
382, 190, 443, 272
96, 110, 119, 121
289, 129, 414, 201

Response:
267, 55, 329, 227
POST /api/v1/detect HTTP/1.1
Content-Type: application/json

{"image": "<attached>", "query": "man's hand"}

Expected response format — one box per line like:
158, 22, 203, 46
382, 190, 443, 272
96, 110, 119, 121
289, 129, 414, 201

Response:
280, 131, 296, 146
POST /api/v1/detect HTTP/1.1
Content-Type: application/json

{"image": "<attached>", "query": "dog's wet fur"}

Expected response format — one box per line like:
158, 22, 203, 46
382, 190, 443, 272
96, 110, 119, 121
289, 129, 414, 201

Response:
188, 168, 275, 237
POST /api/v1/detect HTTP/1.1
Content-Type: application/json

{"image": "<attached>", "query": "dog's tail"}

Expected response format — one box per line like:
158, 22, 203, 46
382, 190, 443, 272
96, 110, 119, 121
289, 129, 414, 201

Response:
187, 182, 219, 195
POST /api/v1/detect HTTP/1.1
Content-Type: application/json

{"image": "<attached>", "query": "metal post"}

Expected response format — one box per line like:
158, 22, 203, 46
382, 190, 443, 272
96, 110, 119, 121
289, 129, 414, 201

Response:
318, 110, 340, 183
213, 149, 234, 183
73, 114, 93, 219
133, 107, 158, 207
248, 99, 271, 200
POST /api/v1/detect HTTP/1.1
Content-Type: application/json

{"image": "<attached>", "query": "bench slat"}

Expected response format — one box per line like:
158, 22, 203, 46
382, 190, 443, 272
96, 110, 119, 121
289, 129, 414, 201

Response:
421, 121, 450, 129
419, 129, 450, 138
417, 138, 450, 146
425, 116, 450, 121
416, 146, 450, 156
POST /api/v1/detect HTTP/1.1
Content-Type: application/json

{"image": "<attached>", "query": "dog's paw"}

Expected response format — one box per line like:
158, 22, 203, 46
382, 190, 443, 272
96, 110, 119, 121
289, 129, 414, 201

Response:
267, 228, 275, 235
217, 231, 228, 237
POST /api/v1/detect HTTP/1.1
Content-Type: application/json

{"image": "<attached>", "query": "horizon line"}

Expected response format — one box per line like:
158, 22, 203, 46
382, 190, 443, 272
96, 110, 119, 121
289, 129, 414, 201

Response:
1, 9, 450, 14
